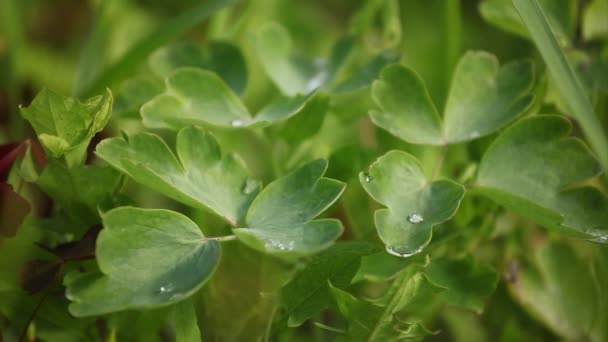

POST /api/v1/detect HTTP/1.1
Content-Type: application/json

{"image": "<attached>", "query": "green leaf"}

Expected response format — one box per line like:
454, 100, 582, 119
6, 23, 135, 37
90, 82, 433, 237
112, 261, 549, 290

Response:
80, 0, 241, 96
370, 52, 535, 145
331, 51, 398, 94
424, 256, 498, 313
360, 151, 465, 257
508, 241, 599, 340
113, 75, 164, 118
281, 241, 376, 327
66, 207, 220, 316
277, 93, 329, 146
37, 161, 121, 228
172, 299, 202, 342
443, 51, 535, 143
20, 88, 112, 166
234, 159, 345, 256
479, 0, 577, 42
330, 271, 443, 341
353, 252, 412, 283
149, 41, 247, 95
512, 0, 608, 171
476, 115, 608, 242
96, 126, 259, 225
252, 22, 329, 96
141, 67, 314, 130
583, 0, 608, 41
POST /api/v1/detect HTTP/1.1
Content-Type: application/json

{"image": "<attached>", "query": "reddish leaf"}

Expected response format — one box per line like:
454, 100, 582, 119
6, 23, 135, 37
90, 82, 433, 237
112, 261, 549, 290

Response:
37, 225, 101, 261
0, 140, 46, 182
0, 141, 27, 180
0, 183, 31, 237
19, 259, 62, 294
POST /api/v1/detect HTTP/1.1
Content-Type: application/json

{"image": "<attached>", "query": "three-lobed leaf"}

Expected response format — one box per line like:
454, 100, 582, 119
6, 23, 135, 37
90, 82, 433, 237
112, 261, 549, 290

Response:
360, 151, 465, 257
141, 67, 314, 130
370, 51, 535, 145
476, 115, 608, 242
66, 207, 220, 316
96, 126, 259, 225
234, 159, 345, 256
149, 41, 247, 95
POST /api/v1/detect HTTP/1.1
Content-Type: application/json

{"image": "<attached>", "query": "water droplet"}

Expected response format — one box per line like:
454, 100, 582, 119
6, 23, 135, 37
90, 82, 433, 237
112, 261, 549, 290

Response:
231, 119, 245, 127
363, 173, 373, 183
241, 178, 258, 195
265, 239, 294, 251
407, 213, 424, 224
386, 245, 424, 258
470, 131, 480, 139
159, 284, 173, 294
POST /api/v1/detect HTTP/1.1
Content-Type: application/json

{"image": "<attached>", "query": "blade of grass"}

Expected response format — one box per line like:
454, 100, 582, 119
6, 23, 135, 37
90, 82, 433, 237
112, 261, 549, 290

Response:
440, 0, 461, 110
78, 0, 240, 98
0, 0, 25, 139
73, 0, 117, 96
512, 0, 608, 172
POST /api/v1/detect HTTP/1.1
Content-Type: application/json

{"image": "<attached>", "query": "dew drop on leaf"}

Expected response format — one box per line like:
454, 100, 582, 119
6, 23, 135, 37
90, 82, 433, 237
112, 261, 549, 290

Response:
385, 244, 424, 258
265, 239, 294, 251
407, 213, 424, 224
363, 173, 373, 183
159, 284, 173, 294
231, 119, 245, 127
241, 178, 258, 195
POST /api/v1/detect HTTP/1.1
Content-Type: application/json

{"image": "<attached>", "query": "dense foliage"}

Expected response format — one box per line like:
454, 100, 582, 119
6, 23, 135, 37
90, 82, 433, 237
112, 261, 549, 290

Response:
1, 0, 607, 341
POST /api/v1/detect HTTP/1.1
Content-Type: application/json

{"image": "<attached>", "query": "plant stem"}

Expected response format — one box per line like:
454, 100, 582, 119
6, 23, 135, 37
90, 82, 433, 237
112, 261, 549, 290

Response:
512, 0, 608, 172
432, 145, 448, 180
203, 235, 237, 242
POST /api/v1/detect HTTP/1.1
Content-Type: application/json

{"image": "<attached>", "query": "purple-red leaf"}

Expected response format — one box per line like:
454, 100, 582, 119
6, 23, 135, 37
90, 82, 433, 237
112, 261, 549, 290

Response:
37, 225, 100, 261
0, 183, 31, 237
19, 259, 62, 294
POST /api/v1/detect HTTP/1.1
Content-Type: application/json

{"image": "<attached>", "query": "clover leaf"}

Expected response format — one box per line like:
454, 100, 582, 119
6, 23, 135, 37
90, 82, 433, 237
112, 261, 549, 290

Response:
234, 159, 345, 256
360, 151, 465, 257
66, 207, 220, 316
141, 67, 314, 130
370, 51, 535, 145
149, 41, 247, 95
252, 22, 333, 96
476, 115, 608, 242
95, 126, 259, 225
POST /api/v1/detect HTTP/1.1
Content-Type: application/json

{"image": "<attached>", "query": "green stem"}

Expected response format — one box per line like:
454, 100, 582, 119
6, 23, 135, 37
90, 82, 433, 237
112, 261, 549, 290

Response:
204, 235, 237, 242
512, 0, 608, 172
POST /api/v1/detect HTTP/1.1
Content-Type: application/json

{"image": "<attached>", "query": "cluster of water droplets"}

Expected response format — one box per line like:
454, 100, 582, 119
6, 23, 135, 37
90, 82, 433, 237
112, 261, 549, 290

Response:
407, 213, 424, 224
265, 239, 295, 251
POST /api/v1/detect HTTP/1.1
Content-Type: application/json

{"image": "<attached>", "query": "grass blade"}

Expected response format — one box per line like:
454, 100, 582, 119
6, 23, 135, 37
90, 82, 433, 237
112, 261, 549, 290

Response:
79, 0, 240, 97
512, 0, 608, 172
